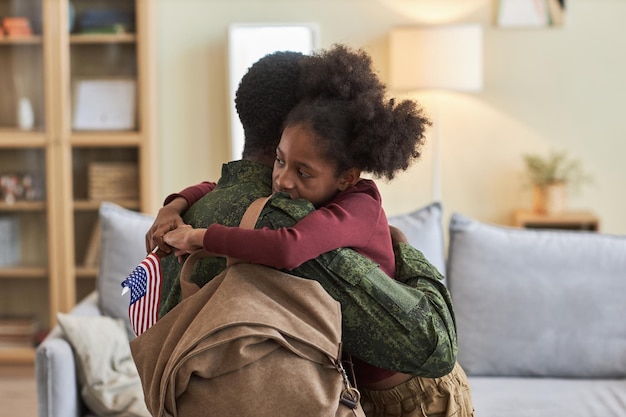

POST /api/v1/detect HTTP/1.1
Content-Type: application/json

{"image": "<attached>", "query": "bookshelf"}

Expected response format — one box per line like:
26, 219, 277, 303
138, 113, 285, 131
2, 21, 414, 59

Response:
0, 0, 156, 363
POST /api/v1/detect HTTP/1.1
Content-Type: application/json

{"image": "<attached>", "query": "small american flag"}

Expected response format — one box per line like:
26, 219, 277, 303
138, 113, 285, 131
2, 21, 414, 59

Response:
121, 251, 162, 336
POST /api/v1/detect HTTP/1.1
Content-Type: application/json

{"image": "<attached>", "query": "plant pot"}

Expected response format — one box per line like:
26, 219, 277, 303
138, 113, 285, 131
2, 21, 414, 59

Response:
532, 183, 567, 214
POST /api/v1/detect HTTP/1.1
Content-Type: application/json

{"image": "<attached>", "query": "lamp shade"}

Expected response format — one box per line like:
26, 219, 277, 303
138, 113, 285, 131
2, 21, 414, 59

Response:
389, 25, 483, 92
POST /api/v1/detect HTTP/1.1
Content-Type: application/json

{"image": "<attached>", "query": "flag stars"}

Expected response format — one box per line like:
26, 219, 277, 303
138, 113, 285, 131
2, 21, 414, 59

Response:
120, 252, 162, 336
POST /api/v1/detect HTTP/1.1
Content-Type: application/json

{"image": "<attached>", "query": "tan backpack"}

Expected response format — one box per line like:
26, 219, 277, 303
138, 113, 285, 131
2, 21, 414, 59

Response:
130, 197, 364, 417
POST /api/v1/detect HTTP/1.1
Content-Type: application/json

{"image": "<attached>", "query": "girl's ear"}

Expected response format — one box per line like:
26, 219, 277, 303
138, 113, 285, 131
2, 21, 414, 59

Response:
338, 168, 361, 191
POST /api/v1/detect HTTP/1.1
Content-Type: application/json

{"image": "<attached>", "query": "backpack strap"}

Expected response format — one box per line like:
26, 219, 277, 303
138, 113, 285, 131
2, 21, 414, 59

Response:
226, 195, 270, 266
239, 195, 271, 229
180, 196, 271, 298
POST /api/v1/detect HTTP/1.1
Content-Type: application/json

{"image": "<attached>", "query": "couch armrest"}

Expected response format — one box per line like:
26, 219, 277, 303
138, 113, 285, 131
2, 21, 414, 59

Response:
36, 292, 101, 417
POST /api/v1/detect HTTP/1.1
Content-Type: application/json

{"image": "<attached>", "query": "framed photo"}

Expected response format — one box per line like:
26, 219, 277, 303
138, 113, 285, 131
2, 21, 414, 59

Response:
227, 23, 320, 160
72, 79, 136, 130
497, 0, 565, 28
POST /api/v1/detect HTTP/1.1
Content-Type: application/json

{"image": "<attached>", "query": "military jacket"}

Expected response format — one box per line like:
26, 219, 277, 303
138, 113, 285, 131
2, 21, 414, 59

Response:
160, 160, 457, 377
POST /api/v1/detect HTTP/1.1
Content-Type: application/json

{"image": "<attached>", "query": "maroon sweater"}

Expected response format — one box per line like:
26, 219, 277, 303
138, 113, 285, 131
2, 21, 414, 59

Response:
203, 179, 395, 278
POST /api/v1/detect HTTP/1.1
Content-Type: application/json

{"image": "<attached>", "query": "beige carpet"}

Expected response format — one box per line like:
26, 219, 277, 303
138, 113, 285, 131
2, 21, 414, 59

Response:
0, 365, 38, 417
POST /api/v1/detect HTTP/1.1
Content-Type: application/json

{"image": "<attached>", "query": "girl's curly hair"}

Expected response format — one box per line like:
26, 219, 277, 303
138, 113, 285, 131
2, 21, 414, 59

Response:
287, 44, 432, 180
299, 44, 386, 102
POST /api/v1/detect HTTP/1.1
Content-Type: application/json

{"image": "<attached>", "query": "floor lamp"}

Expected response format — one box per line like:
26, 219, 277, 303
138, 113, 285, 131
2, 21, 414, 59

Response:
389, 24, 483, 202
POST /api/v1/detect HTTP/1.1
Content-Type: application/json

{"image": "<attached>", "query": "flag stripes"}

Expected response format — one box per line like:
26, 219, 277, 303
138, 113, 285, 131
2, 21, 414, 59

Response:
121, 252, 162, 336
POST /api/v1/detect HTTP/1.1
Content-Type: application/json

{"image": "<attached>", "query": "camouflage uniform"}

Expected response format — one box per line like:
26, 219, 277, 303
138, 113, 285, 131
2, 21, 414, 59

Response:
160, 160, 457, 378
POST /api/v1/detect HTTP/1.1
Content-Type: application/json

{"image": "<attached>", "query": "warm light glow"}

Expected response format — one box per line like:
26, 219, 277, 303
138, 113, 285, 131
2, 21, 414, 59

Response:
388, 24, 483, 203
389, 25, 483, 92
377, 0, 487, 24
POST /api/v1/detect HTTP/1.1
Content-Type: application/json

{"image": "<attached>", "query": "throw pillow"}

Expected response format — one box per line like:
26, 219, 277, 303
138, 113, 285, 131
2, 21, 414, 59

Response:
387, 202, 446, 275
98, 202, 155, 340
447, 213, 626, 378
56, 313, 150, 417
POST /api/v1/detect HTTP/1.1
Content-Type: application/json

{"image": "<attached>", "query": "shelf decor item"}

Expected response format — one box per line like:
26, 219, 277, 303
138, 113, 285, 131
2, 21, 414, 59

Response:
72, 79, 137, 131
1, 17, 33, 37
0, 173, 44, 203
77, 9, 134, 34
523, 150, 590, 214
497, 0, 565, 28
17, 97, 34, 130
0, 317, 37, 348
0, 215, 20, 267
88, 162, 139, 201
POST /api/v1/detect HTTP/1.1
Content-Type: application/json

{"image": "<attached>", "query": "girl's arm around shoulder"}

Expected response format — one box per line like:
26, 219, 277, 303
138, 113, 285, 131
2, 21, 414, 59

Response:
163, 181, 216, 208
202, 180, 385, 269
147, 182, 215, 253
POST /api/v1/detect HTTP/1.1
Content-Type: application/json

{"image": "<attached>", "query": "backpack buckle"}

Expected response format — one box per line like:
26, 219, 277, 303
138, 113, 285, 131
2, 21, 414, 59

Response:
340, 387, 361, 409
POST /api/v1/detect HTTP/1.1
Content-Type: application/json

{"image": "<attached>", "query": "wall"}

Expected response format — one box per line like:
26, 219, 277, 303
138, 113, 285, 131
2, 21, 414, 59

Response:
156, 0, 626, 235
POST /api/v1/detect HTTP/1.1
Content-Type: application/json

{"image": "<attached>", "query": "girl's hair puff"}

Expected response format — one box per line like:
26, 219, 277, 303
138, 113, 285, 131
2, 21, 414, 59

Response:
287, 44, 431, 180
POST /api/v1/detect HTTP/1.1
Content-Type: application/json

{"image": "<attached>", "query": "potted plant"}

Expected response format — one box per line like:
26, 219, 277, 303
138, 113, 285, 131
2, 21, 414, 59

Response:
523, 150, 590, 214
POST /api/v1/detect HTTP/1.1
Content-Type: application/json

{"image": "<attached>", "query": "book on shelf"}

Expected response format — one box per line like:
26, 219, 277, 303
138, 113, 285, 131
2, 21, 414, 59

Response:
0, 317, 38, 334
0, 317, 38, 348
78, 9, 134, 34
0, 215, 20, 267
0, 334, 34, 348
1, 17, 33, 37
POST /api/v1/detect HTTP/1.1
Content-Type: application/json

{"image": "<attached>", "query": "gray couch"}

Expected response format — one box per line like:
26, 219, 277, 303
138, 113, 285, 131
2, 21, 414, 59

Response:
446, 213, 626, 416
36, 202, 626, 417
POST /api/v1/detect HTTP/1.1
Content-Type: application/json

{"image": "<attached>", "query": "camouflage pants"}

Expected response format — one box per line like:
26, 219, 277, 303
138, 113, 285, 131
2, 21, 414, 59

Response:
360, 362, 474, 417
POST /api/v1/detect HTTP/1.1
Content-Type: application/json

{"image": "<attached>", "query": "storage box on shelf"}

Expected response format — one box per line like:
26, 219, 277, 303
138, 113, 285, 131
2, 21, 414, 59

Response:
0, 316, 38, 349
88, 162, 139, 201
0, 0, 155, 364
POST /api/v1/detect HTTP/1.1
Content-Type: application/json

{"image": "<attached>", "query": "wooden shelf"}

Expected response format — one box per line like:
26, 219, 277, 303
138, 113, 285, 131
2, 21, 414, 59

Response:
0, 201, 46, 212
70, 33, 136, 44
0, 266, 47, 279
74, 199, 140, 211
513, 210, 599, 231
0, 131, 46, 147
70, 132, 141, 146
0, 36, 42, 45
0, 347, 35, 364
76, 266, 98, 279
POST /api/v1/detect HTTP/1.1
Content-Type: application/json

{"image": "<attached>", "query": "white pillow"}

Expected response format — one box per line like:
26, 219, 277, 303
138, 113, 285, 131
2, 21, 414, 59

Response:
57, 313, 149, 417
97, 202, 155, 340
447, 213, 626, 378
388, 202, 446, 275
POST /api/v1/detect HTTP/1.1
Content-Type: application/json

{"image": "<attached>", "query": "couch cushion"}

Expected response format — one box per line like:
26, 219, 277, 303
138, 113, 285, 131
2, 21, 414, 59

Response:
387, 202, 445, 275
469, 376, 626, 417
98, 202, 155, 340
56, 313, 149, 417
448, 213, 626, 378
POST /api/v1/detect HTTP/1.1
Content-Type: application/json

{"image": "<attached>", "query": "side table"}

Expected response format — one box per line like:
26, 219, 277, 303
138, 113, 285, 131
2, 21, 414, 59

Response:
512, 210, 599, 231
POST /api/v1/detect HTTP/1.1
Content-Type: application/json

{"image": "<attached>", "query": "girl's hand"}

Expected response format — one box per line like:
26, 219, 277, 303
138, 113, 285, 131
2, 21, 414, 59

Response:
163, 224, 205, 262
145, 197, 188, 255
